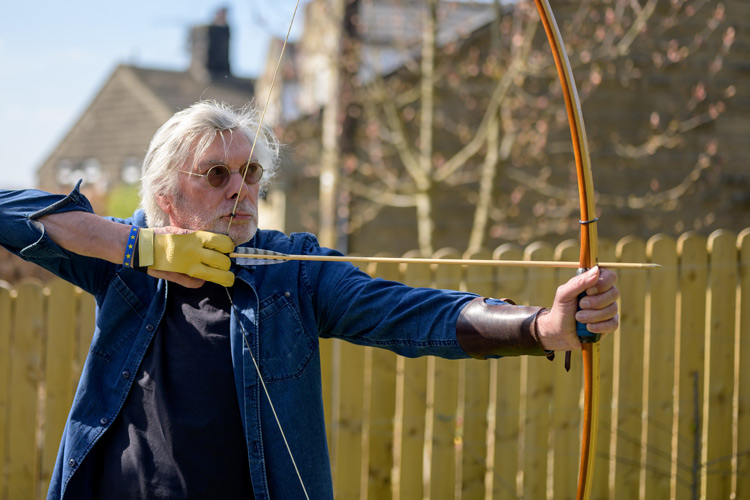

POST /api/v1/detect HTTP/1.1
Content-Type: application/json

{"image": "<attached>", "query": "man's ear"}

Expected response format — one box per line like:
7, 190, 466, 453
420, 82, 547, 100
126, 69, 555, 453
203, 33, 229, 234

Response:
156, 193, 173, 219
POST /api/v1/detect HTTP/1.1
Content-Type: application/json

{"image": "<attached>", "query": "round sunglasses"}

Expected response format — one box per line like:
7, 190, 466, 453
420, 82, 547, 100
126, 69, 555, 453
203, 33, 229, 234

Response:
179, 162, 264, 189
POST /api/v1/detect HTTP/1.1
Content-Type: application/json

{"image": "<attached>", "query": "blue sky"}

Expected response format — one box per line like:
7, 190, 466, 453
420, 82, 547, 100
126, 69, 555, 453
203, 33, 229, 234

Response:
0, 0, 303, 189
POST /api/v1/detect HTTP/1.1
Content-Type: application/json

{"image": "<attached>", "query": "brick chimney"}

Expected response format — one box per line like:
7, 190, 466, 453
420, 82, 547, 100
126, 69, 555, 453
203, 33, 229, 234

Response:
189, 8, 231, 82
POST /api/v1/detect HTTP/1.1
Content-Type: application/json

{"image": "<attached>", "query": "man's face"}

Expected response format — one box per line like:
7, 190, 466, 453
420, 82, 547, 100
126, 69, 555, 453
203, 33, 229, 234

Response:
158, 130, 261, 245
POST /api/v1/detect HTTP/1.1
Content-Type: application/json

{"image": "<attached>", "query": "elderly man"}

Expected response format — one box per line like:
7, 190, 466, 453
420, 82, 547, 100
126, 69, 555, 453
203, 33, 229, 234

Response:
0, 100, 618, 500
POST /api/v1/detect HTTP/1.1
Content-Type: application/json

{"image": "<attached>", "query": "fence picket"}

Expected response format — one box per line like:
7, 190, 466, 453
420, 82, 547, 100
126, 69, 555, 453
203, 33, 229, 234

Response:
2, 231, 750, 499
611, 237, 647, 499
644, 235, 678, 499
702, 230, 737, 498
736, 229, 750, 498
429, 249, 462, 499
520, 242, 556, 499
461, 248, 494, 500
491, 244, 525, 498
333, 339, 367, 498
40, 280, 77, 500
366, 257, 400, 500
7, 280, 45, 500
0, 282, 12, 500
672, 232, 708, 499
397, 252, 431, 500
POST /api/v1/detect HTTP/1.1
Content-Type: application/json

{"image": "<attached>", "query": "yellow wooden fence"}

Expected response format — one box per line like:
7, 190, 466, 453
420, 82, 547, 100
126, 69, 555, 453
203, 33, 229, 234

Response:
1, 229, 749, 500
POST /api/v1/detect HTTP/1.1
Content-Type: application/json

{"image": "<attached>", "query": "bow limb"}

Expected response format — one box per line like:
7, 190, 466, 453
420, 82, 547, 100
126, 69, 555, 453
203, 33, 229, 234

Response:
530, 1, 600, 499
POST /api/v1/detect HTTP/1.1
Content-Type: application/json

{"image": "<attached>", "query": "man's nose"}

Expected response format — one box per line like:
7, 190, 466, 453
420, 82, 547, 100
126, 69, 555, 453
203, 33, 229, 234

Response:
225, 171, 250, 199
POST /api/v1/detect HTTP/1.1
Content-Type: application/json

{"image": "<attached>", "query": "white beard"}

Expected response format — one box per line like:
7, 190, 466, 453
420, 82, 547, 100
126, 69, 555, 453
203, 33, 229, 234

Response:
169, 193, 258, 245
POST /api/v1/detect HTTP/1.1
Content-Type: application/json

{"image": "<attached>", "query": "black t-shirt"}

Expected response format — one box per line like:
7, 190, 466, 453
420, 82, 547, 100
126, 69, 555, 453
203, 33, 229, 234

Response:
90, 282, 253, 499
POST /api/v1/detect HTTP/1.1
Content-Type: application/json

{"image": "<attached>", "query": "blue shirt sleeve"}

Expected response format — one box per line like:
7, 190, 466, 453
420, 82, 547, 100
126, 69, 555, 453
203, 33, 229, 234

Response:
295, 234, 478, 359
0, 181, 121, 295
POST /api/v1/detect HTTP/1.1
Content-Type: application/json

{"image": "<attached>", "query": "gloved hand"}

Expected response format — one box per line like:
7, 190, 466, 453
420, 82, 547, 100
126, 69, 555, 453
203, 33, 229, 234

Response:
138, 228, 235, 287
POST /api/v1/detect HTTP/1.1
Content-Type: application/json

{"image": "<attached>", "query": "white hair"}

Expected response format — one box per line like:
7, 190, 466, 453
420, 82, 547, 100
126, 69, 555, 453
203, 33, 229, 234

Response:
139, 100, 280, 227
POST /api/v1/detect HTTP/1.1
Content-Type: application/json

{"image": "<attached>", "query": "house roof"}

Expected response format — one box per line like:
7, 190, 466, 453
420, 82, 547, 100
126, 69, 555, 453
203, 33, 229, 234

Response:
126, 66, 255, 113
35, 64, 255, 198
359, 0, 495, 77
360, 0, 493, 47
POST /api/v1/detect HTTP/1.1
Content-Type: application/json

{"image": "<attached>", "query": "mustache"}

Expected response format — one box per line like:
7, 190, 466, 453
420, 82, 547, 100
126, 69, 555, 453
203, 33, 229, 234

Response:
223, 203, 257, 217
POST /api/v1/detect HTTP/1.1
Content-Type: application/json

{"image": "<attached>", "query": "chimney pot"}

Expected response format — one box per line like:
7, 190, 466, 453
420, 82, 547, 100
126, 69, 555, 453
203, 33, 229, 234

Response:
190, 9, 231, 82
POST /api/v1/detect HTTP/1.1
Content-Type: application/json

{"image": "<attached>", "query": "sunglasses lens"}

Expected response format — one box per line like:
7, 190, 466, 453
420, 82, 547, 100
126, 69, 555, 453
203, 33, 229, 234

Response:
241, 162, 264, 184
206, 166, 231, 188
197, 163, 263, 188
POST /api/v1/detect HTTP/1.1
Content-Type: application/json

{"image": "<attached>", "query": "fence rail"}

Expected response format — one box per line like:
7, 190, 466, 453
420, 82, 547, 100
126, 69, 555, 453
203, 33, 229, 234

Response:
1, 229, 749, 499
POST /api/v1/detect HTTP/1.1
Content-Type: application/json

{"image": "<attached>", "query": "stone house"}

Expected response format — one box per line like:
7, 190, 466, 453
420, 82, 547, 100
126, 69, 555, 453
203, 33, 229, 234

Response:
0, 10, 263, 282
34, 9, 262, 218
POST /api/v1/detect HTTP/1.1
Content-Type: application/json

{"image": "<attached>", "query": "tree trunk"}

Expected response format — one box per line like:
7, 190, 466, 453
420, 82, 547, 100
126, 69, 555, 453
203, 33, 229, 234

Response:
319, 0, 360, 250
318, 0, 345, 248
468, 113, 499, 251
416, 0, 438, 256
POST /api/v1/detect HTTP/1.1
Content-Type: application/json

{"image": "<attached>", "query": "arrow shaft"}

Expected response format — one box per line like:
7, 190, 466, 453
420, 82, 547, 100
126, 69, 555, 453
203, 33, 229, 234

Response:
230, 252, 659, 269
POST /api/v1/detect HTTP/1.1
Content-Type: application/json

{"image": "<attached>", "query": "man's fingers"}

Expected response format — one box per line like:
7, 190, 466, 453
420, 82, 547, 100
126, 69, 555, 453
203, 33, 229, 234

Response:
195, 231, 235, 254
556, 267, 600, 307
148, 265, 234, 288
579, 285, 620, 310
586, 267, 618, 294
578, 312, 620, 335
189, 266, 235, 287
148, 231, 237, 287
200, 249, 232, 271
576, 300, 619, 323
147, 269, 206, 288
572, 267, 619, 303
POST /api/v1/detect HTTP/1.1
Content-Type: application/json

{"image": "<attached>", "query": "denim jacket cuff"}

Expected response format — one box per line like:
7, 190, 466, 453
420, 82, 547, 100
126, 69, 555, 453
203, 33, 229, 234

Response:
20, 180, 95, 260
29, 180, 94, 220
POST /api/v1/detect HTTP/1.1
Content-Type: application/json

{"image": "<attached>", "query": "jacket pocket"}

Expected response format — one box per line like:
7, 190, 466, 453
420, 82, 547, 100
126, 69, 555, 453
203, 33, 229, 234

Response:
89, 275, 147, 361
257, 292, 317, 383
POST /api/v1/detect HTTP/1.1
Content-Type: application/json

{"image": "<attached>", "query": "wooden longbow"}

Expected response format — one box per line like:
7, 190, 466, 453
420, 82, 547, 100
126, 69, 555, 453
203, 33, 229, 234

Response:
531, 1, 601, 498
232, 2, 615, 498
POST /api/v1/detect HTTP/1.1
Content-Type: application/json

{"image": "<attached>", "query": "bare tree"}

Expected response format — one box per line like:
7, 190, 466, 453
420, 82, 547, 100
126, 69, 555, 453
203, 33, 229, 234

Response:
336, 0, 734, 252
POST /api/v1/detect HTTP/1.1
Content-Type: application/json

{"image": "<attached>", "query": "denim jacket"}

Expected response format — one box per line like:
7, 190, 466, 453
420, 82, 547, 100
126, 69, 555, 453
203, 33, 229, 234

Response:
0, 184, 481, 500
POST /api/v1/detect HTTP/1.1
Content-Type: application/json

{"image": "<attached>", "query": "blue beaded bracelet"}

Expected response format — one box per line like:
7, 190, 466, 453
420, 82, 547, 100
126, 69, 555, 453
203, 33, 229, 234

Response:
123, 225, 140, 268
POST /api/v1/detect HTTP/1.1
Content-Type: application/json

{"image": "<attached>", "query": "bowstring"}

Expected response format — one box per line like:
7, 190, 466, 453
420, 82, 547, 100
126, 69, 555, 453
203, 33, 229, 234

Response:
226, 0, 301, 234
221, 1, 308, 497
224, 288, 310, 500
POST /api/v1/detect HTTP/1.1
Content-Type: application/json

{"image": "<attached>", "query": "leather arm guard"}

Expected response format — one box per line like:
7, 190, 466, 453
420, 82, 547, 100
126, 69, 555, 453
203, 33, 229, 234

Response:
456, 297, 552, 360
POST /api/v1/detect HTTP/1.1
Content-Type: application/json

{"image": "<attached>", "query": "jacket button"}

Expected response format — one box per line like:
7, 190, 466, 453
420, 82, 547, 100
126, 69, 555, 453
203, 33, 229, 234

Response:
145, 324, 154, 332
122, 371, 130, 379
68, 459, 76, 468
284, 292, 291, 298
100, 417, 108, 425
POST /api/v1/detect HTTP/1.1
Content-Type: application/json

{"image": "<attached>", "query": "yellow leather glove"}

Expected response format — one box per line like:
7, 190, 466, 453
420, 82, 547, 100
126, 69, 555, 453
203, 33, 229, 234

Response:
138, 229, 235, 287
